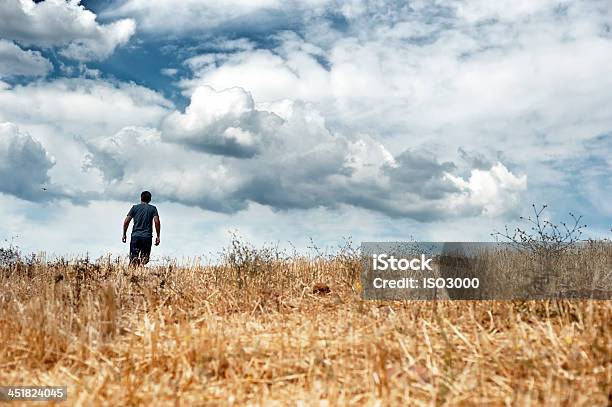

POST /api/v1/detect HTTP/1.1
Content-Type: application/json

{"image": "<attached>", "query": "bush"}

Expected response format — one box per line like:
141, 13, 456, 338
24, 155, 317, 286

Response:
492, 204, 588, 295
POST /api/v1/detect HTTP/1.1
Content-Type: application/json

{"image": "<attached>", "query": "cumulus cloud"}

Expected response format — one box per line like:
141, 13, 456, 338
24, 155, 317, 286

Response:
82, 94, 526, 220
0, 0, 136, 61
0, 122, 64, 202
180, 42, 331, 104
58, 19, 136, 61
82, 126, 248, 213
0, 78, 174, 202
0, 39, 52, 77
173, 0, 610, 226
162, 86, 283, 158
179, 1, 612, 155
446, 163, 527, 218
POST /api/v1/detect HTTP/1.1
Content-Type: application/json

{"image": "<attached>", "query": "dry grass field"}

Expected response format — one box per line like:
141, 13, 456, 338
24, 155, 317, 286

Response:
0, 241, 610, 406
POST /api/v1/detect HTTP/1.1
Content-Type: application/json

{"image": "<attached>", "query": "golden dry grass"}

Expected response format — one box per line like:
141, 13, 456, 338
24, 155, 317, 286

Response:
0, 248, 610, 406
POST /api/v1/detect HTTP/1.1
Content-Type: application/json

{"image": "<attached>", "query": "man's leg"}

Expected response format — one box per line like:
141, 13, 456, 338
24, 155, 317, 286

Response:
129, 237, 142, 267
140, 237, 153, 265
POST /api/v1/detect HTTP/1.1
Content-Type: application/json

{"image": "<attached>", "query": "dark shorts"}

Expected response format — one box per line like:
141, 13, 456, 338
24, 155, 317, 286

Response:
130, 236, 152, 264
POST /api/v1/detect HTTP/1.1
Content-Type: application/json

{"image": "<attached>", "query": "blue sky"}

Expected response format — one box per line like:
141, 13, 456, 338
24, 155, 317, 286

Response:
0, 0, 610, 258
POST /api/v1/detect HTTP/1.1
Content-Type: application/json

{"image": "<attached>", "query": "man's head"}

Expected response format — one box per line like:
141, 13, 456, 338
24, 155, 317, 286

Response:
141, 190, 152, 203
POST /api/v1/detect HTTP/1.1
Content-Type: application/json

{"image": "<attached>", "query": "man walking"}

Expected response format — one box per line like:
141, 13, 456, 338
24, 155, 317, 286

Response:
122, 191, 161, 266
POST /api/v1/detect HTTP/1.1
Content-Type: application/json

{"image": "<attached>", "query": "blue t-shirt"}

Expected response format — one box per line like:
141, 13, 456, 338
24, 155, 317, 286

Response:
127, 203, 159, 238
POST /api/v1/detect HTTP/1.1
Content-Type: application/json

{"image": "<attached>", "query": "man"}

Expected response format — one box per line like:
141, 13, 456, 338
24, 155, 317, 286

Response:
122, 191, 161, 266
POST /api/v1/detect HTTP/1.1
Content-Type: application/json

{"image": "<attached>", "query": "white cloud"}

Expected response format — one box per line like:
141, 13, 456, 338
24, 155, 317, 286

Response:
0, 78, 173, 200
0, 122, 59, 202
178, 0, 612, 204
0, 78, 173, 137
161, 68, 178, 76
81, 91, 526, 220
0, 39, 52, 77
0, 0, 136, 61
181, 2, 612, 129
105, 0, 328, 33
455, 0, 568, 23
59, 19, 136, 61
82, 126, 247, 213
3, 77, 528, 221
162, 86, 283, 157
446, 163, 527, 218
180, 39, 331, 104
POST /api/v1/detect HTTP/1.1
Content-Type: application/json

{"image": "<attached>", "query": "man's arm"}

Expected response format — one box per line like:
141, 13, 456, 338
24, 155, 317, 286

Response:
122, 216, 132, 243
154, 215, 161, 246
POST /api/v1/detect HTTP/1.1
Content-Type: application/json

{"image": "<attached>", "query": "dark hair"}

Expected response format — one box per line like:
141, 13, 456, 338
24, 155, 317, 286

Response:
141, 191, 152, 203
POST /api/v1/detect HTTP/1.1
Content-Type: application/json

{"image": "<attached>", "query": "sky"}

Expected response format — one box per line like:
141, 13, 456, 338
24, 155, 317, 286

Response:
0, 0, 610, 259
